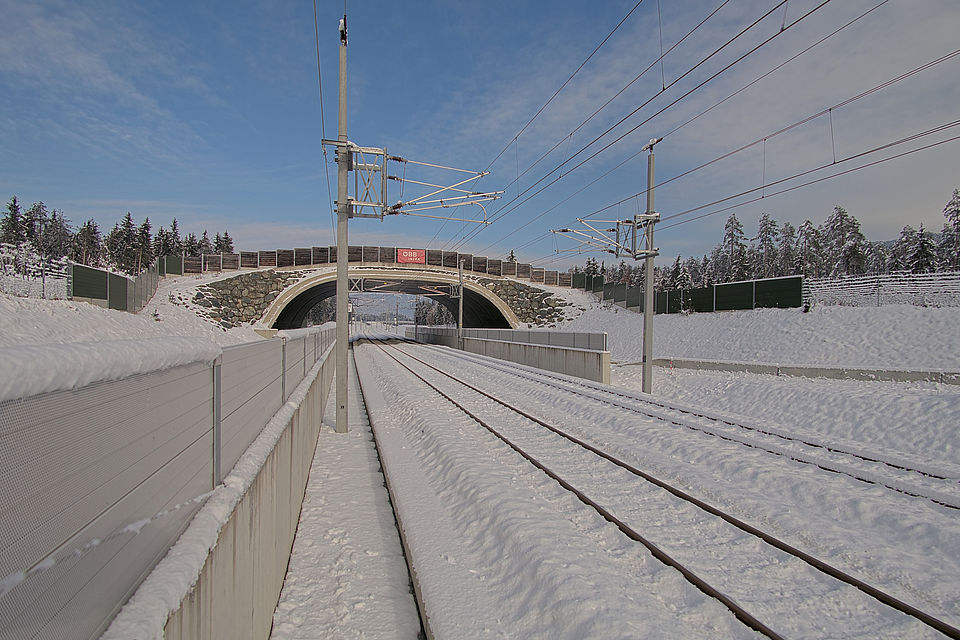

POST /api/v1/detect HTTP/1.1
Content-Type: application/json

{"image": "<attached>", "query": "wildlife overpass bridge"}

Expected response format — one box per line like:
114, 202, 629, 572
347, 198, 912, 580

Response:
183, 246, 573, 330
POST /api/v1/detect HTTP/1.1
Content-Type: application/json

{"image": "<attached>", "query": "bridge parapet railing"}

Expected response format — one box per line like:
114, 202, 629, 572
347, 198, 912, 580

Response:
164, 246, 566, 292
0, 325, 335, 640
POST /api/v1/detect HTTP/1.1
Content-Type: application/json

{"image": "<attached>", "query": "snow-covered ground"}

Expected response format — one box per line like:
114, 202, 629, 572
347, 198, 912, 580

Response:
549, 286, 960, 370
352, 339, 958, 638
2, 277, 958, 638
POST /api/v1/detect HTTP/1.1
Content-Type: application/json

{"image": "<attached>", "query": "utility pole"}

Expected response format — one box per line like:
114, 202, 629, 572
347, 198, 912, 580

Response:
550, 137, 661, 394
335, 14, 349, 433
641, 140, 659, 394
458, 258, 464, 350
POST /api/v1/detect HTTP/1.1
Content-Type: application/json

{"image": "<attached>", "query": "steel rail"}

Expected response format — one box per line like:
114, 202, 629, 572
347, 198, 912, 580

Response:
350, 343, 433, 640
379, 340, 960, 640
425, 344, 960, 493
363, 338, 787, 640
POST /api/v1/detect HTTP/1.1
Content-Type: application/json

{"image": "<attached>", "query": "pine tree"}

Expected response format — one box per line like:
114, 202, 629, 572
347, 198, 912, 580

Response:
940, 189, 960, 270
584, 257, 599, 277
821, 206, 866, 276
776, 222, 797, 277
169, 218, 183, 255
888, 225, 917, 272
23, 201, 49, 253
199, 230, 213, 255
213, 232, 223, 253
667, 256, 682, 290
184, 232, 200, 257
136, 218, 153, 272
1, 196, 25, 245
908, 223, 936, 273
753, 213, 779, 279
937, 222, 960, 271
43, 209, 73, 258
221, 230, 234, 253
153, 227, 168, 257
506, 249, 518, 263
863, 241, 888, 275
722, 214, 748, 281
104, 213, 139, 273
72, 219, 103, 265
795, 220, 823, 278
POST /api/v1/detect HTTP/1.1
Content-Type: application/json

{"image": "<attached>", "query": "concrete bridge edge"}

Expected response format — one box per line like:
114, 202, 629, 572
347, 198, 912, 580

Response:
260, 266, 523, 329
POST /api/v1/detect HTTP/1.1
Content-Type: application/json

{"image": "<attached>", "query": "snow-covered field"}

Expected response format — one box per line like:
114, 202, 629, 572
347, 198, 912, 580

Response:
2, 276, 958, 638
550, 285, 960, 370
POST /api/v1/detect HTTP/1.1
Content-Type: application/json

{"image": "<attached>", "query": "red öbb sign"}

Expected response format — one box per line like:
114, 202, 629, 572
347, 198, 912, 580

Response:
397, 248, 426, 264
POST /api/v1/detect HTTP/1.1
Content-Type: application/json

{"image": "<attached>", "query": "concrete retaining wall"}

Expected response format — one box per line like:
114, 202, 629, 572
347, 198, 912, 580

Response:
411, 327, 611, 384
649, 357, 960, 385
163, 350, 335, 640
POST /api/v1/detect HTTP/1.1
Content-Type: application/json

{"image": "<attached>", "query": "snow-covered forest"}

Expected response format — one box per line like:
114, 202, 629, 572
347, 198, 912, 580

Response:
575, 190, 960, 290
0, 196, 234, 276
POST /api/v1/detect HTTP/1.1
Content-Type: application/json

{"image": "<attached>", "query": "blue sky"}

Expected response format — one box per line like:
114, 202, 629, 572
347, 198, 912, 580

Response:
2, 0, 959, 270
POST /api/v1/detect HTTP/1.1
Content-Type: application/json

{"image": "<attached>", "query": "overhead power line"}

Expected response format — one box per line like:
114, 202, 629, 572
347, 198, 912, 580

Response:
313, 0, 336, 236
482, 0, 731, 213
505, 42, 960, 261
531, 121, 960, 267
482, 0, 647, 174
447, 0, 833, 253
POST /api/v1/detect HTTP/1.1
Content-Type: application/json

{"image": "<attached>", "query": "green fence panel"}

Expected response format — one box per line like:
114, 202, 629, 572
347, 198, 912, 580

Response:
603, 283, 615, 300
573, 272, 586, 289
108, 273, 129, 311
754, 276, 802, 308
715, 281, 754, 311
655, 291, 668, 314
626, 286, 642, 308
72, 264, 108, 299
591, 276, 604, 293
667, 290, 683, 313
686, 286, 714, 312
165, 255, 183, 275
614, 283, 627, 303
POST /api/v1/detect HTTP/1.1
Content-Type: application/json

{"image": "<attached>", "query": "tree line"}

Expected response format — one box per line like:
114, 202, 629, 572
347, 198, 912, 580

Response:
0, 196, 235, 276
575, 189, 960, 290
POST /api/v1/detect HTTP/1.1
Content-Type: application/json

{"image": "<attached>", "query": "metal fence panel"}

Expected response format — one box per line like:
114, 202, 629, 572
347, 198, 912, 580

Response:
107, 273, 128, 310
755, 276, 802, 308
613, 283, 627, 303
220, 340, 284, 475
71, 264, 107, 299
165, 255, 184, 275
715, 281, 754, 311
687, 286, 715, 312
0, 362, 213, 640
283, 337, 307, 399
277, 249, 295, 267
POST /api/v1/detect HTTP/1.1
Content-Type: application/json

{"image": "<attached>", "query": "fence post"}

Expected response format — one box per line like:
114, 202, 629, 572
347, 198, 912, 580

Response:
281, 337, 287, 402
212, 356, 222, 487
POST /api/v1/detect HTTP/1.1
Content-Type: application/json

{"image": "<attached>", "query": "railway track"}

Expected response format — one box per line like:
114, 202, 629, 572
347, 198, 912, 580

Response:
356, 336, 960, 640
412, 342, 960, 511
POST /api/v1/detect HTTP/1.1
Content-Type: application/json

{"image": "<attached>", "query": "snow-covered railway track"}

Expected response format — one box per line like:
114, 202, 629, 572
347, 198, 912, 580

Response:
363, 338, 960, 640
417, 343, 960, 511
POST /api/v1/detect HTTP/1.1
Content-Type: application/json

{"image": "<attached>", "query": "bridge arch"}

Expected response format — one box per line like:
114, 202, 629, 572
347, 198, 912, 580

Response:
262, 267, 520, 330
